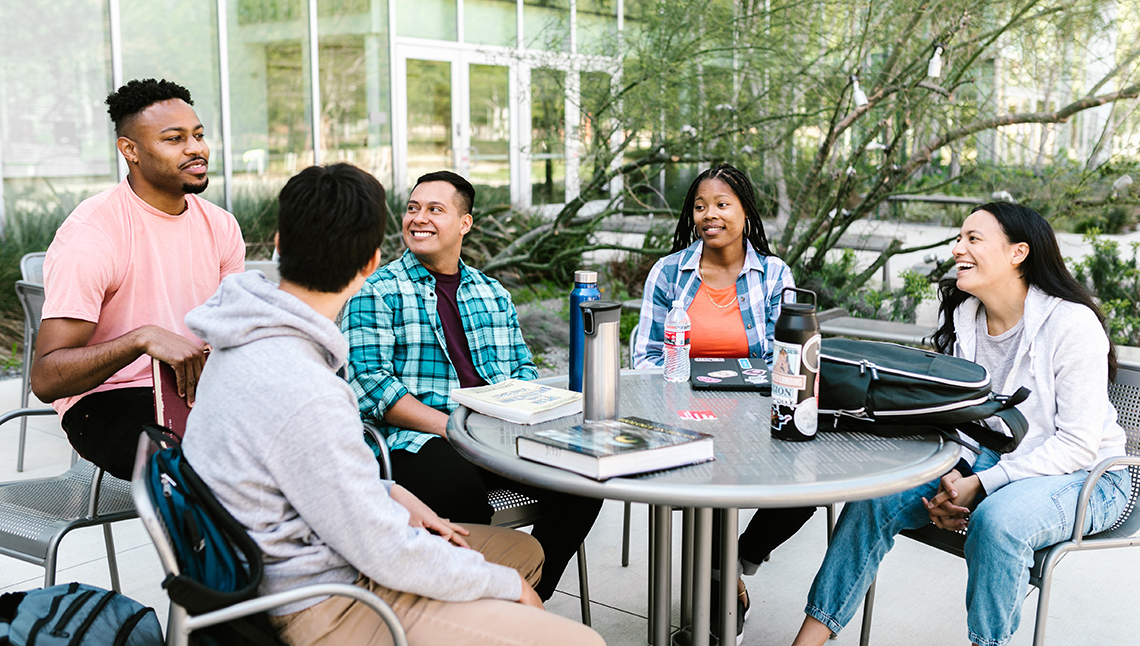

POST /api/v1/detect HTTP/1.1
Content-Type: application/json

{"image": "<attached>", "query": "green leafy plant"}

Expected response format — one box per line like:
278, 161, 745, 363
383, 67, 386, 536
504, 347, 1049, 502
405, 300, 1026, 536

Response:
1073, 231, 1140, 346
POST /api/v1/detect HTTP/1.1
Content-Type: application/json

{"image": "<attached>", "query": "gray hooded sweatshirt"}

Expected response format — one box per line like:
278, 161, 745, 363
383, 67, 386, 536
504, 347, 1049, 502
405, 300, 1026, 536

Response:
182, 271, 521, 614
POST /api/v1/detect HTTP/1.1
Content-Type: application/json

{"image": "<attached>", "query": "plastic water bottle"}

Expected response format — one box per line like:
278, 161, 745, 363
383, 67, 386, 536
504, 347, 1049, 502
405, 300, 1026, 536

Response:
663, 299, 691, 382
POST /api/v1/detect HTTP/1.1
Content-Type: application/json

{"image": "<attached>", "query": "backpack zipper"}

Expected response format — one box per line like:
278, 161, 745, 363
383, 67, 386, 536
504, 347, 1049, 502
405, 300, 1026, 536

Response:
49, 589, 97, 638
823, 353, 989, 389
67, 590, 117, 646
27, 583, 77, 646
112, 607, 155, 646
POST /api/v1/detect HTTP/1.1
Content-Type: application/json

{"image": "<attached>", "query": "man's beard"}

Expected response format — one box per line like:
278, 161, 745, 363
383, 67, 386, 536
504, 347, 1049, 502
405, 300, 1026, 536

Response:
183, 177, 209, 194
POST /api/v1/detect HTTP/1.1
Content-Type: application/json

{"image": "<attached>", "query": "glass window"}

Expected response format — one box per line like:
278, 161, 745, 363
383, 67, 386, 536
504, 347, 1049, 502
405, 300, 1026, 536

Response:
227, 0, 313, 257
406, 59, 454, 183
0, 0, 116, 218
523, 0, 570, 52
317, 0, 392, 188
396, 0, 457, 41
531, 68, 565, 204
577, 0, 617, 56
121, 0, 225, 207
469, 64, 511, 207
465, 0, 517, 48
579, 71, 612, 198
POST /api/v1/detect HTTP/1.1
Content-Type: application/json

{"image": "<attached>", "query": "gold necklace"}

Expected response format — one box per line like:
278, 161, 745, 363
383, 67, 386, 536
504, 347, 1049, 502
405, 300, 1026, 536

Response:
705, 286, 736, 309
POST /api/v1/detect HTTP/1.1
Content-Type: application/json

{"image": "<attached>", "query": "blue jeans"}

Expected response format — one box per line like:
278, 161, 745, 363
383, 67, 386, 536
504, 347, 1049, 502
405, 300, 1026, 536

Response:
804, 448, 1131, 646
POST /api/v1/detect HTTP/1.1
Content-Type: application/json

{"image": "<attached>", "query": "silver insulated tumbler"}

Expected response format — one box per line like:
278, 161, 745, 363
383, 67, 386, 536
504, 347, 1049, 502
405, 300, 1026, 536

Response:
581, 300, 622, 422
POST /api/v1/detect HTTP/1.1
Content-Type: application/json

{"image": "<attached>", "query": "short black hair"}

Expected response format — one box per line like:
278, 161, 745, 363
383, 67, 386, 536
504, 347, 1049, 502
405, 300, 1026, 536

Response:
277, 164, 387, 293
106, 79, 194, 137
414, 170, 475, 215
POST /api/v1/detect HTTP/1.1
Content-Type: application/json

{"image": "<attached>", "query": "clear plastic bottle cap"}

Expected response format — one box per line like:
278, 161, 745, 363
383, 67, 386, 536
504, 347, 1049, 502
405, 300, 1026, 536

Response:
672, 300, 684, 309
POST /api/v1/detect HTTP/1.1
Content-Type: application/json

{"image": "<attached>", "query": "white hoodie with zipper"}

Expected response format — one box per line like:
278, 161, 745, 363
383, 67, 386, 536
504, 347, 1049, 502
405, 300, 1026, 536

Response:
951, 285, 1127, 494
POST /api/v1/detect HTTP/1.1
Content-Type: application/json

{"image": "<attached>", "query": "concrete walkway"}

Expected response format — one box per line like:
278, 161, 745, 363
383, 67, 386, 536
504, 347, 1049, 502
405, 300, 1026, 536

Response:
1, 376, 1136, 646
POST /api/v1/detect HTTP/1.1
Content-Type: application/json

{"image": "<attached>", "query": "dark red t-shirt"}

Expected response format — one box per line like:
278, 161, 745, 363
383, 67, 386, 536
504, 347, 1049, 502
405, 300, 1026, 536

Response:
427, 268, 487, 388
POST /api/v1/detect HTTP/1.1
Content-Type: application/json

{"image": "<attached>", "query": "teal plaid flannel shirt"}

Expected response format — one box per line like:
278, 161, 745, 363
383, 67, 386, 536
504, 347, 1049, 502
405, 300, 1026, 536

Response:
342, 250, 538, 454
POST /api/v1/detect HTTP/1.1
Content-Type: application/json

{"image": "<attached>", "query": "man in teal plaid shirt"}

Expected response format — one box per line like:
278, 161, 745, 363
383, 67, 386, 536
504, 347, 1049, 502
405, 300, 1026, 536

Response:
342, 171, 601, 602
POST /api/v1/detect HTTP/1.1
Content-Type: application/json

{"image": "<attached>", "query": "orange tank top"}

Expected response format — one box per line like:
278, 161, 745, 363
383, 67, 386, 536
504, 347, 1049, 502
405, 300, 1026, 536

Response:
688, 282, 749, 358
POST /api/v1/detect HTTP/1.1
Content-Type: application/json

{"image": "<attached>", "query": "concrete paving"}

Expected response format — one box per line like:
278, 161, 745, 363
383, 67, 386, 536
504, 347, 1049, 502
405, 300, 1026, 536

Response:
1, 376, 1136, 646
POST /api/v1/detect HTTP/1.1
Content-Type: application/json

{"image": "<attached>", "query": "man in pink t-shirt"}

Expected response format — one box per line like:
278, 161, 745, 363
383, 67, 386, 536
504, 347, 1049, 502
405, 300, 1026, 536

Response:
31, 79, 245, 479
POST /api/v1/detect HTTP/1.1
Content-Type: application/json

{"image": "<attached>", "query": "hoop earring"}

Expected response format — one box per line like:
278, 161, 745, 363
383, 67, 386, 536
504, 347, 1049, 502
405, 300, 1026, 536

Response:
744, 219, 752, 238
691, 222, 699, 240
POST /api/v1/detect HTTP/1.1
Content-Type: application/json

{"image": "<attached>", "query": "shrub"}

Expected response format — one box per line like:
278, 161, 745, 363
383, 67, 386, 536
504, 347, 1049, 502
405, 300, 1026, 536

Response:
1073, 232, 1140, 346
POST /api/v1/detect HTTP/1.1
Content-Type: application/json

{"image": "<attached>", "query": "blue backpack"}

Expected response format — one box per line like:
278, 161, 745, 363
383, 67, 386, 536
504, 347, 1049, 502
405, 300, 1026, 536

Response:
0, 582, 162, 646
143, 425, 279, 646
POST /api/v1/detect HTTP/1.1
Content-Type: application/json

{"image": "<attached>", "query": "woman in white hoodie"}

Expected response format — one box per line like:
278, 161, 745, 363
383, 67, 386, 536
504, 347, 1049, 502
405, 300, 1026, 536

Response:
790, 202, 1132, 646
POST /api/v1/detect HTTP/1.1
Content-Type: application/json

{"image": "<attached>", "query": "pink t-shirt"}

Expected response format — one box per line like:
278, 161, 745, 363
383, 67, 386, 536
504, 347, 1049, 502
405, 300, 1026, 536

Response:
42, 179, 246, 415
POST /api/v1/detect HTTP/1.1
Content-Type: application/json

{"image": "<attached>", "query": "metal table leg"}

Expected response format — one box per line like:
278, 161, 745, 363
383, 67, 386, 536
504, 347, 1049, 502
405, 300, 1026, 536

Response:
690, 507, 713, 646
653, 504, 673, 645
718, 508, 738, 644
681, 508, 694, 630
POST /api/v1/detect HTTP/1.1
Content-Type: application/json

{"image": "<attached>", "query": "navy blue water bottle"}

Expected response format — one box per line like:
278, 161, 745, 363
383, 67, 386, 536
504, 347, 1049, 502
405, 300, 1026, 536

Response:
569, 270, 601, 392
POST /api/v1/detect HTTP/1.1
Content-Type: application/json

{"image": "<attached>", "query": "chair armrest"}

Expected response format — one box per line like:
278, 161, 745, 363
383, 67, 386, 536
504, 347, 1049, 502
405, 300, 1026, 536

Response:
1070, 455, 1140, 545
0, 407, 56, 426
363, 422, 393, 480
181, 582, 407, 646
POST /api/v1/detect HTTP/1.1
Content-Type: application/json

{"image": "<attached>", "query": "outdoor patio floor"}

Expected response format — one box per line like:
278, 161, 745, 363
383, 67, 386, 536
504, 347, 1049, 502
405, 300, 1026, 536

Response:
1, 376, 1135, 646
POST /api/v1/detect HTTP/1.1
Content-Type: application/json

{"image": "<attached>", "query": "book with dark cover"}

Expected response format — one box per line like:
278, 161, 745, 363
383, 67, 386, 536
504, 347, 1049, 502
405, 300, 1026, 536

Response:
516, 416, 714, 479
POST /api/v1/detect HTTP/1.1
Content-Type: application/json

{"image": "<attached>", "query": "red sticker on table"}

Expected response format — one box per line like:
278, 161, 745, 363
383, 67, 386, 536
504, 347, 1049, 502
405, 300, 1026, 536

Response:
678, 410, 717, 421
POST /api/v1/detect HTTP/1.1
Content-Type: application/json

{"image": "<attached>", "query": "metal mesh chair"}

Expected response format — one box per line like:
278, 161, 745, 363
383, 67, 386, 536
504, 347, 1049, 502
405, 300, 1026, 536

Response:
0, 459, 135, 590
14, 280, 55, 472
21, 252, 45, 285
131, 433, 407, 646
858, 364, 1140, 646
365, 423, 593, 625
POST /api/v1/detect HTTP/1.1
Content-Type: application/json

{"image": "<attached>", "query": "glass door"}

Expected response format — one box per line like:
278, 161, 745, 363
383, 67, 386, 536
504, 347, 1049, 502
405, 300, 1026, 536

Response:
395, 44, 515, 205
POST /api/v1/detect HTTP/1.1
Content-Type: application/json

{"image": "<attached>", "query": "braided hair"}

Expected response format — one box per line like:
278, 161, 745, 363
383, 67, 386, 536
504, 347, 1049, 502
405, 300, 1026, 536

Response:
669, 163, 773, 256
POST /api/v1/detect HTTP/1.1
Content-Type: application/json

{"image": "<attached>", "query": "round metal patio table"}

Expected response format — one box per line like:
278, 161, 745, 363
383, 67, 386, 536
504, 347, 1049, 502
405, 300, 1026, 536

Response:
448, 370, 959, 646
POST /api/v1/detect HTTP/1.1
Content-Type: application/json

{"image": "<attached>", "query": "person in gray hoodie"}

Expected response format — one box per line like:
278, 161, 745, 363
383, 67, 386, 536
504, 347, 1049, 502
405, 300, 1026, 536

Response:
181, 163, 604, 646
790, 203, 1131, 646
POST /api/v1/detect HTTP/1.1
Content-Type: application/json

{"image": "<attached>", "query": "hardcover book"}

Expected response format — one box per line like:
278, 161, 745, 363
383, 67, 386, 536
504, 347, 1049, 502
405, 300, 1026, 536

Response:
516, 416, 714, 479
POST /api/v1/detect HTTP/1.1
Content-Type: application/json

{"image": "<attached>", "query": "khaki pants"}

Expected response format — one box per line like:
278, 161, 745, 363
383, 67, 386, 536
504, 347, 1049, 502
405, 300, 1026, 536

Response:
269, 525, 605, 646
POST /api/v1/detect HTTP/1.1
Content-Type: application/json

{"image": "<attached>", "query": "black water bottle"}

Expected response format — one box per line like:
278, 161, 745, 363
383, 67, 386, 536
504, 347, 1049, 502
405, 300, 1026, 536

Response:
771, 288, 821, 441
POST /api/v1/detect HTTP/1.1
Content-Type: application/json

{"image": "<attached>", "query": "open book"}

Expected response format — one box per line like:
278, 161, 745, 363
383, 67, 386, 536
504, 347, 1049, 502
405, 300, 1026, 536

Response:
516, 416, 714, 479
450, 379, 583, 425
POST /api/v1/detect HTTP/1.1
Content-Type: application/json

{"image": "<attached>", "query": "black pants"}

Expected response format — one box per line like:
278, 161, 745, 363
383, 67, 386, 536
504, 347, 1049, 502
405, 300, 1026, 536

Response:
712, 506, 818, 574
61, 387, 155, 481
389, 437, 603, 600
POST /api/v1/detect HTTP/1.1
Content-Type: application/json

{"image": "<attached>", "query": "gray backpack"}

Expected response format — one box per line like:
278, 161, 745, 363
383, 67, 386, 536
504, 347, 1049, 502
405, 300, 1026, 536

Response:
818, 338, 1029, 453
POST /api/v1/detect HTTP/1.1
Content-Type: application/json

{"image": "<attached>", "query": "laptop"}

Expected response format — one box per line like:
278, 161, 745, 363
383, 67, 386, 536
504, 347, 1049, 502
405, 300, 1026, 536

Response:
689, 357, 771, 394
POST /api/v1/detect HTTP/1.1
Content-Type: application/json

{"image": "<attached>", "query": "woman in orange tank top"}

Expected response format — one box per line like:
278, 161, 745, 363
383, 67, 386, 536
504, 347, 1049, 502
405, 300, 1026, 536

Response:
633, 163, 815, 643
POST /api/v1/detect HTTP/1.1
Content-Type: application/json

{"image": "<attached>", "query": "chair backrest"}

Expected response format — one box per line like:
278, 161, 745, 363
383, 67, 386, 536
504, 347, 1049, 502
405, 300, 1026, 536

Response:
628, 322, 639, 369
132, 433, 182, 579
21, 252, 46, 284
15, 280, 44, 335
1106, 364, 1140, 530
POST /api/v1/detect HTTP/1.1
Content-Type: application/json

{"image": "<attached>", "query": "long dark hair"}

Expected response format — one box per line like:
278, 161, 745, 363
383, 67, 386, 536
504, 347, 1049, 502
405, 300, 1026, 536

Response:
932, 202, 1117, 379
669, 163, 773, 256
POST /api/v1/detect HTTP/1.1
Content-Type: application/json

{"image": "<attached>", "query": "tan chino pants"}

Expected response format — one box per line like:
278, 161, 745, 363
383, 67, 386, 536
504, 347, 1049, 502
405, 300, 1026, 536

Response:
269, 525, 605, 646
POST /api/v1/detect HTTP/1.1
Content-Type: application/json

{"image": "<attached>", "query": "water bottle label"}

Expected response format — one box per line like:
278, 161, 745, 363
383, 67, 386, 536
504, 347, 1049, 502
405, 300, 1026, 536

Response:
664, 328, 690, 346
771, 340, 805, 405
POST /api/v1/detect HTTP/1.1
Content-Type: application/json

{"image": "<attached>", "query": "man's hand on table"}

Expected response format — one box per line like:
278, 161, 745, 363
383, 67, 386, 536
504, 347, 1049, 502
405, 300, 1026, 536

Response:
390, 484, 470, 547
